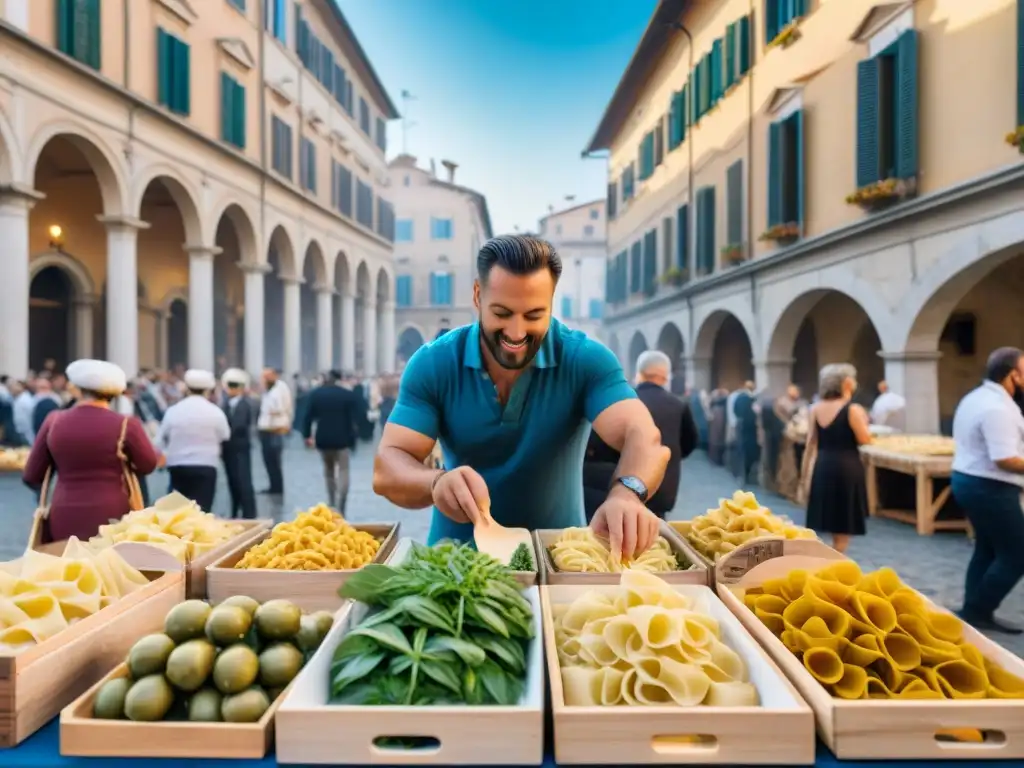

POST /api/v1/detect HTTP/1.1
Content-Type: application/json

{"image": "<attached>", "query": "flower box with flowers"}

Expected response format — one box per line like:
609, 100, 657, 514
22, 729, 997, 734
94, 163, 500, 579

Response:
1005, 126, 1024, 154
658, 267, 689, 287
721, 244, 745, 266
845, 177, 917, 211
759, 223, 801, 245
768, 22, 802, 49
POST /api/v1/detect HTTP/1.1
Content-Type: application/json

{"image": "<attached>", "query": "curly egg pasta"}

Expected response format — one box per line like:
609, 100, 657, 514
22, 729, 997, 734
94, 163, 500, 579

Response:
743, 560, 1024, 700
673, 490, 815, 560
554, 571, 759, 707
235, 504, 380, 571
549, 528, 684, 573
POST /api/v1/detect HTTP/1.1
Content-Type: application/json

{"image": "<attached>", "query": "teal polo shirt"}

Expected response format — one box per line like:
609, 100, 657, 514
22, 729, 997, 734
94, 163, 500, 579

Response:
388, 319, 636, 544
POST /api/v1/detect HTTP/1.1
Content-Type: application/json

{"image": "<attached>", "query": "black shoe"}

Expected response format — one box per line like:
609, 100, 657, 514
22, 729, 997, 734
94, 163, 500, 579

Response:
956, 610, 1023, 635
259, 488, 282, 495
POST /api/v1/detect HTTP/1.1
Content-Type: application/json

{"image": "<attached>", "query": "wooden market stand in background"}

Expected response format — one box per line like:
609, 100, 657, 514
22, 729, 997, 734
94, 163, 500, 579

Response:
859, 444, 969, 536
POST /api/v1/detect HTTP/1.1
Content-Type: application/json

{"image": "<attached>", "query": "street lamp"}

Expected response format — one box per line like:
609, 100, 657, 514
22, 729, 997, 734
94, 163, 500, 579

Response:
48, 225, 65, 250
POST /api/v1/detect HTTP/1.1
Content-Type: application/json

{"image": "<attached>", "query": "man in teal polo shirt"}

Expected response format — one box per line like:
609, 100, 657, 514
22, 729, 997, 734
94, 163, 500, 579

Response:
373, 235, 670, 559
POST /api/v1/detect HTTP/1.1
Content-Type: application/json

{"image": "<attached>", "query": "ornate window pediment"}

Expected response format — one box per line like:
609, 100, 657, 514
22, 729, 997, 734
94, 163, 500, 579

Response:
153, 0, 197, 25
217, 37, 255, 70
849, 2, 914, 43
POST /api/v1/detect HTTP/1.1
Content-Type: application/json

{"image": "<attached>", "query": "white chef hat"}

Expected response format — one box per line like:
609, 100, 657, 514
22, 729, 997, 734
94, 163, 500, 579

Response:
221, 368, 249, 387
65, 359, 127, 396
184, 369, 217, 391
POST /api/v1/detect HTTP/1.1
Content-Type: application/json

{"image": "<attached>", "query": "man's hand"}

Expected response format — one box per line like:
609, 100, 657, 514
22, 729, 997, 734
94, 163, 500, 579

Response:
304, 438, 314, 448
432, 467, 490, 525
591, 486, 659, 562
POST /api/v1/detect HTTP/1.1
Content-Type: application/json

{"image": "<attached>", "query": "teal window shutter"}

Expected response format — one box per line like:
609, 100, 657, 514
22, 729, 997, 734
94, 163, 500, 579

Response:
233, 82, 246, 149
157, 29, 171, 107
738, 15, 751, 75
727, 160, 743, 245
794, 0, 806, 16
56, 0, 72, 55
1019, 0, 1024, 126
712, 39, 723, 102
766, 0, 779, 43
676, 204, 688, 270
220, 73, 232, 143
681, 84, 688, 141
630, 242, 641, 293
894, 30, 919, 180
84, 0, 101, 69
643, 230, 657, 296
794, 109, 805, 229
177, 40, 191, 115
767, 121, 782, 226
705, 188, 717, 272
855, 57, 880, 188
725, 23, 736, 89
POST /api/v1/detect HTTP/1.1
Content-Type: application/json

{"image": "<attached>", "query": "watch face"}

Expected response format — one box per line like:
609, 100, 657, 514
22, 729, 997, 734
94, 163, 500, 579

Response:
619, 475, 648, 500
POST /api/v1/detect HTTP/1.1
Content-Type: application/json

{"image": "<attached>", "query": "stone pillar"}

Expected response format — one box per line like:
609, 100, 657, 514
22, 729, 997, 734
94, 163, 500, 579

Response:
98, 215, 149, 376
282, 277, 301, 378
879, 350, 942, 434
362, 298, 378, 376
684, 355, 713, 393
378, 300, 396, 373
315, 283, 334, 372
73, 293, 97, 359
753, 357, 795, 395
0, 186, 42, 378
341, 290, 356, 372
239, 262, 269, 378
186, 245, 220, 372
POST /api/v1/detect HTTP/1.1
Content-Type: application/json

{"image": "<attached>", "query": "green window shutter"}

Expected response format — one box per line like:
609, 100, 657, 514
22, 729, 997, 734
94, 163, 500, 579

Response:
676, 204, 688, 270
693, 62, 702, 120
725, 23, 736, 89
794, 0, 806, 16
233, 83, 246, 149
767, 121, 782, 226
703, 55, 712, 111
220, 73, 232, 142
157, 29, 171, 107
766, 0, 779, 43
855, 57, 880, 188
629, 243, 641, 293
680, 84, 688, 141
739, 15, 751, 75
711, 40, 723, 103
793, 109, 805, 230
85, 0, 101, 69
177, 40, 191, 115
1019, 0, 1024, 126
56, 0, 72, 55
705, 187, 716, 272
727, 160, 743, 245
894, 30, 919, 180
642, 231, 657, 296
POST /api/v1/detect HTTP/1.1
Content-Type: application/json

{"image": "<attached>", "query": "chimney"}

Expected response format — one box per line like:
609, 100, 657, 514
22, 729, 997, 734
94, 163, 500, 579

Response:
441, 159, 458, 183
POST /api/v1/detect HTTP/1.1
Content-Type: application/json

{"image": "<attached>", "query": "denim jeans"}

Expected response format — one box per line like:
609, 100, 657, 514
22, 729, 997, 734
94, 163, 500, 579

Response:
950, 472, 1024, 618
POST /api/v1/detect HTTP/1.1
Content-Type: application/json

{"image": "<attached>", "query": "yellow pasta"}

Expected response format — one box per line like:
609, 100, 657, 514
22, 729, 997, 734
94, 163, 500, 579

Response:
672, 490, 815, 560
235, 504, 380, 571
549, 527, 691, 573
743, 561, 1024, 700
871, 435, 955, 456
89, 492, 246, 562
0, 537, 148, 652
555, 571, 759, 707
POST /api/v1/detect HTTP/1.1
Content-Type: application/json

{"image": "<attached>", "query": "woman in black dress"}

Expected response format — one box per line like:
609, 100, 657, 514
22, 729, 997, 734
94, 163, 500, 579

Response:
802, 363, 872, 553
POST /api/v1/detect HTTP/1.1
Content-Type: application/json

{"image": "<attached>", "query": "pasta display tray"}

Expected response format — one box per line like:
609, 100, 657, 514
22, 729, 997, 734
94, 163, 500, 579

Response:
541, 581, 814, 764
205, 523, 399, 613
717, 538, 1024, 760
536, 523, 710, 586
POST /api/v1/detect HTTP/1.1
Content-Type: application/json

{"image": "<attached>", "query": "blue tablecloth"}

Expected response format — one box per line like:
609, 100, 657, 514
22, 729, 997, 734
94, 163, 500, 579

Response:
4, 719, 1024, 768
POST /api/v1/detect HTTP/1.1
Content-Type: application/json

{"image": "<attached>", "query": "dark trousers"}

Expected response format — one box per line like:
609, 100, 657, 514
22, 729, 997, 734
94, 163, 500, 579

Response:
224, 446, 256, 519
259, 431, 284, 494
951, 471, 1024, 618
168, 465, 218, 513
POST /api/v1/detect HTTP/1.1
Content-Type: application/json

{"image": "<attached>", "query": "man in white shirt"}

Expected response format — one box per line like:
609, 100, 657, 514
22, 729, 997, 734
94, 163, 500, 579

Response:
157, 369, 231, 513
950, 347, 1024, 635
257, 368, 293, 496
870, 380, 906, 430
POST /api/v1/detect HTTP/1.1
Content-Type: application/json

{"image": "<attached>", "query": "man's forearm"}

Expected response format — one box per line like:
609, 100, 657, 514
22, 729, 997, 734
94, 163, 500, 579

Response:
611, 422, 670, 494
373, 447, 441, 508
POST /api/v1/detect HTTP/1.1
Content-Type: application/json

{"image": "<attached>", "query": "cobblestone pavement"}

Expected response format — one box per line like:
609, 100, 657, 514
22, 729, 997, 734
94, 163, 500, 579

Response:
2, 438, 1020, 656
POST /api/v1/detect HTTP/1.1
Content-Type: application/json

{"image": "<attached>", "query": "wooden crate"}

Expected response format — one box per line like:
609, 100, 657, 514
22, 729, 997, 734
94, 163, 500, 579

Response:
60, 662, 288, 758
716, 538, 1024, 759
541, 583, 814, 764
274, 539, 544, 765
536, 522, 709, 586
31, 519, 271, 599
205, 523, 400, 612
0, 571, 183, 747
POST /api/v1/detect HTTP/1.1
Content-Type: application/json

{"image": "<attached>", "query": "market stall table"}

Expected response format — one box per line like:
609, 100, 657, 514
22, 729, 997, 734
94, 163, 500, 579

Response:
7, 719, 1024, 768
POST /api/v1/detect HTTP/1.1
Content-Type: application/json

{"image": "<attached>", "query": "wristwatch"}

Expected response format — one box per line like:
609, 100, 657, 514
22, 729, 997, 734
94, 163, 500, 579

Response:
615, 475, 649, 503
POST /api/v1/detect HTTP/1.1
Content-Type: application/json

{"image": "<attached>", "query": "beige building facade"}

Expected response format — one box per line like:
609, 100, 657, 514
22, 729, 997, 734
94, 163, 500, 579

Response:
539, 199, 607, 340
0, 0, 399, 381
388, 155, 492, 362
590, 0, 1024, 434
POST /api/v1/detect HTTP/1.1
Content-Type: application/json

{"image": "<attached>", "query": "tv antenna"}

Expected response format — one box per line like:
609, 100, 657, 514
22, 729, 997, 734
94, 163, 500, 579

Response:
401, 90, 417, 155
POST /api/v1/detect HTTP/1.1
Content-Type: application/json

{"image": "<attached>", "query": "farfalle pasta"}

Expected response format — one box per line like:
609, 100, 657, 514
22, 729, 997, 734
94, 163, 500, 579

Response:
673, 490, 815, 560
235, 504, 380, 570
554, 571, 759, 707
742, 560, 1024, 700
549, 527, 692, 573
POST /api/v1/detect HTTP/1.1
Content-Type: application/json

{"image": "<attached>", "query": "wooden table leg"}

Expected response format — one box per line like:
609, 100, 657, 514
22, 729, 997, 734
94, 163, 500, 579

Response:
865, 458, 878, 517
915, 470, 933, 535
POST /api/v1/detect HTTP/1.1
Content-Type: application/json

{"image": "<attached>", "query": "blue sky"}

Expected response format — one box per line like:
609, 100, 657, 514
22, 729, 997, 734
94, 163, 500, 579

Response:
335, 0, 658, 235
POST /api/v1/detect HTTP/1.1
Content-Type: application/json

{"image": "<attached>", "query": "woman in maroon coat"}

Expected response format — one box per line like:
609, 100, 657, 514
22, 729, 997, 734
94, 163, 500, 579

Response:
23, 359, 161, 542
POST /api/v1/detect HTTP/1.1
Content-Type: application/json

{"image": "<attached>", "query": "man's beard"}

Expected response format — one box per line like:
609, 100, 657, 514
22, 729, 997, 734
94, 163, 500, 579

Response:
480, 325, 543, 370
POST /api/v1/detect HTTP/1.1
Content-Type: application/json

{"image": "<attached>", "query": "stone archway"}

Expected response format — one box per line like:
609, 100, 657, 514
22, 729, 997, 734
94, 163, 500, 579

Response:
627, 331, 648, 380
398, 325, 425, 363
334, 252, 352, 370
301, 241, 327, 374
606, 332, 621, 367
376, 267, 393, 373
167, 298, 188, 369
263, 225, 296, 371
28, 252, 96, 370
355, 262, 371, 373
656, 321, 686, 394
694, 310, 754, 391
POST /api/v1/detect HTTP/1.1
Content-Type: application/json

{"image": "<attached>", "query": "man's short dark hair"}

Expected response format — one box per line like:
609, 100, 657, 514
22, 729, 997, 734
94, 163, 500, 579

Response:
477, 235, 562, 284
986, 347, 1023, 383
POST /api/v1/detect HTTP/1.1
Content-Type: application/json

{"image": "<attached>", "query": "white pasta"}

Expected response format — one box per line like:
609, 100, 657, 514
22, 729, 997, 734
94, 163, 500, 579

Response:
555, 571, 759, 708
549, 528, 684, 573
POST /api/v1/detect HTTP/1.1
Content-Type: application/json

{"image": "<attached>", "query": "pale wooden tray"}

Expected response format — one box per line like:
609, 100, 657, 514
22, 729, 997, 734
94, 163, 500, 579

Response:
274, 538, 545, 765
0, 571, 183, 747
536, 522, 710, 586
205, 523, 400, 612
541, 583, 814, 764
716, 538, 1024, 759
59, 661, 291, 758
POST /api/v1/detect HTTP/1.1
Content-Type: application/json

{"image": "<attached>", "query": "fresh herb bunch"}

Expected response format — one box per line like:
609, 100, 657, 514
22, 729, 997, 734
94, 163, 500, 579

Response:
508, 542, 534, 571
330, 541, 533, 706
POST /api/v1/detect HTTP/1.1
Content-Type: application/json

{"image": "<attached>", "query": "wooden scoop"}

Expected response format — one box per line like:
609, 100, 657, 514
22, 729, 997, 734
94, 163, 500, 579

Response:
473, 502, 532, 566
